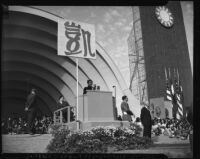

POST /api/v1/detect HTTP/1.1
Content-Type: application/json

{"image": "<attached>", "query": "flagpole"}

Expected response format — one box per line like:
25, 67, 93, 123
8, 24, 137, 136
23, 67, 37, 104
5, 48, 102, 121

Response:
164, 67, 168, 81
168, 67, 173, 93
76, 58, 79, 130
174, 68, 176, 79
177, 68, 179, 85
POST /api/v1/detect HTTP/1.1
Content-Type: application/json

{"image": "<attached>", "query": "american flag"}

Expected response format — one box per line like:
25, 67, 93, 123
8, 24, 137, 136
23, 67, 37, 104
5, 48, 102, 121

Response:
165, 67, 172, 101
165, 67, 184, 119
174, 69, 184, 119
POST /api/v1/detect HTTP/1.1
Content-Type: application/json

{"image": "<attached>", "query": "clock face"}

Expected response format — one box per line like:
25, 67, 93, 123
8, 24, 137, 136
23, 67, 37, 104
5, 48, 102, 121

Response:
155, 6, 174, 28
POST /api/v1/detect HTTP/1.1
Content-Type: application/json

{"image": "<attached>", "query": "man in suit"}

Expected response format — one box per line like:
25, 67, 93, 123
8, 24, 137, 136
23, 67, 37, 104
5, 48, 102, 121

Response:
121, 95, 135, 122
83, 79, 94, 94
140, 102, 152, 138
25, 88, 38, 135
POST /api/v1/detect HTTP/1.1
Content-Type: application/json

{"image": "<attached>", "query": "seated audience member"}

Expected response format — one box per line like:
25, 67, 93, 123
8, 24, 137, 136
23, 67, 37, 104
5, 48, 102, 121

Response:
56, 96, 69, 123
169, 124, 176, 138
12, 118, 18, 135
134, 117, 142, 128
153, 121, 162, 136
160, 119, 166, 134
4, 115, 53, 135
57, 96, 68, 108
1, 119, 7, 134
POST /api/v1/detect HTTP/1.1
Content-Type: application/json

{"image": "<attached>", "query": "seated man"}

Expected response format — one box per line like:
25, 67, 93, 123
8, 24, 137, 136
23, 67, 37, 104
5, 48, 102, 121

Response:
57, 96, 69, 123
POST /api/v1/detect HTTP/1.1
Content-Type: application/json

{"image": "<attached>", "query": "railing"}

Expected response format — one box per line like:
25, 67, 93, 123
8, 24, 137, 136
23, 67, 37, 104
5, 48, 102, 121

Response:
53, 106, 75, 124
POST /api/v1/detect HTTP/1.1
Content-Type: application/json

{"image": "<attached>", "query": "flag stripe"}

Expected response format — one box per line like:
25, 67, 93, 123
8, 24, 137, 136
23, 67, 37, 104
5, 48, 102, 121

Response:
176, 94, 180, 101
174, 77, 184, 118
167, 96, 172, 101
177, 101, 183, 110
166, 90, 171, 94
178, 110, 183, 116
171, 85, 174, 95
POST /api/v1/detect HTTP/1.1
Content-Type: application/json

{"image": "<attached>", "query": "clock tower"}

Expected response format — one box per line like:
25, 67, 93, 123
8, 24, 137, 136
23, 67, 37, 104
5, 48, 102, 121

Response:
128, 1, 193, 113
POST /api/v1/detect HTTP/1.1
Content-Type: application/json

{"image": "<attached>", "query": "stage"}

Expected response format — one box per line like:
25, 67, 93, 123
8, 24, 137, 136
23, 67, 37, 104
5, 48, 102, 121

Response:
2, 133, 191, 157
2, 134, 53, 153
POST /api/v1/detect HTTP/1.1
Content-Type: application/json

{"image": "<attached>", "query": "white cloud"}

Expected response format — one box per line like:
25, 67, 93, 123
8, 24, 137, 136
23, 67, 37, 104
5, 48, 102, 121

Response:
90, 12, 96, 18
128, 21, 133, 26
121, 18, 127, 23
104, 12, 112, 23
123, 25, 132, 31
97, 24, 106, 33
110, 9, 121, 17
108, 38, 114, 44
107, 24, 116, 32
59, 9, 71, 17
115, 21, 123, 27
98, 40, 107, 48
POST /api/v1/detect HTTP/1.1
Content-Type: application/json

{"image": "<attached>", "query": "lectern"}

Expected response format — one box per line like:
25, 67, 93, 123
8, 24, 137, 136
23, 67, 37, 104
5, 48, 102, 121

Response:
78, 90, 114, 122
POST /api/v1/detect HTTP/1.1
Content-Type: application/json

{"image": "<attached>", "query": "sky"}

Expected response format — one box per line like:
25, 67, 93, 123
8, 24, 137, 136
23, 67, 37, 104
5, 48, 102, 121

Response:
35, 2, 193, 87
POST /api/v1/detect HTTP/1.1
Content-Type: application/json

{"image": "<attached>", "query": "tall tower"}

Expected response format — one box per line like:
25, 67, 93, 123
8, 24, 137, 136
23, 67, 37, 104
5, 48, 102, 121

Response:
128, 1, 193, 109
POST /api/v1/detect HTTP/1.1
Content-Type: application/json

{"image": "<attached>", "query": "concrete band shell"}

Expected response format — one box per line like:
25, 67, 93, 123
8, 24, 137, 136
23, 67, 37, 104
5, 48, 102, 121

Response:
2, 6, 140, 118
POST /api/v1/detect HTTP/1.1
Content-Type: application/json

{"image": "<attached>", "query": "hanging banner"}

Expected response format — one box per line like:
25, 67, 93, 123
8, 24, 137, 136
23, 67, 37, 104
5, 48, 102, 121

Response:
57, 19, 96, 59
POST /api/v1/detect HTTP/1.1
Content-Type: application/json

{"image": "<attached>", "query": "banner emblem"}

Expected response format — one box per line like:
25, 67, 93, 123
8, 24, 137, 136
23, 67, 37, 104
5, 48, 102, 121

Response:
58, 19, 96, 59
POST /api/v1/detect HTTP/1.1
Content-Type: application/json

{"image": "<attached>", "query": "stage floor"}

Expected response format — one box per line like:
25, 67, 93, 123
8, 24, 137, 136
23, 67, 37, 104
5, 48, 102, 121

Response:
2, 133, 191, 157
2, 134, 53, 153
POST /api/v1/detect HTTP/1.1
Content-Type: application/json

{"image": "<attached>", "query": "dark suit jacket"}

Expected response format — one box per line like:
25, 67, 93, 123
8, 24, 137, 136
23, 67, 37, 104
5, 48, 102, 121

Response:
83, 86, 93, 94
140, 106, 152, 127
25, 93, 37, 110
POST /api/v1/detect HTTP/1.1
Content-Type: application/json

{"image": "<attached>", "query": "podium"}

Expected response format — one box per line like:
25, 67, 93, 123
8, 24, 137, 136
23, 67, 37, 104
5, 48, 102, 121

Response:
63, 90, 130, 131
78, 90, 114, 122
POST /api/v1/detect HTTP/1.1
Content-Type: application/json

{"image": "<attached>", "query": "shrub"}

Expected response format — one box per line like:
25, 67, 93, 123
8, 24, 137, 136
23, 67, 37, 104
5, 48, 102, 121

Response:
48, 124, 63, 136
46, 124, 153, 153
90, 126, 114, 144
129, 122, 142, 136
70, 138, 107, 153
46, 128, 70, 153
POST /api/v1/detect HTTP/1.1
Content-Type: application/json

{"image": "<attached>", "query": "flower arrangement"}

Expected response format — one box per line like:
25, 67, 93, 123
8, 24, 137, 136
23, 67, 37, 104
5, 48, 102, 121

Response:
46, 124, 152, 153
